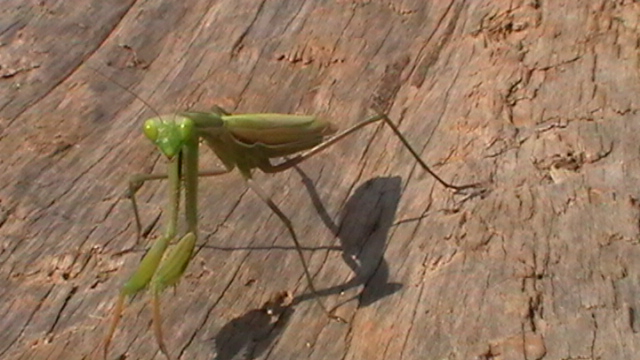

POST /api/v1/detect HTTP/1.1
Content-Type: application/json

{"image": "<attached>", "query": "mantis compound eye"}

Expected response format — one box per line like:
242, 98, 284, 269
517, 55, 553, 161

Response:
143, 119, 160, 142
178, 118, 194, 142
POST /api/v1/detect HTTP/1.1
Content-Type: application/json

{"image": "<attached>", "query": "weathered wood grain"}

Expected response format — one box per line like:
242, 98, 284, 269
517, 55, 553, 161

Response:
1, 0, 639, 359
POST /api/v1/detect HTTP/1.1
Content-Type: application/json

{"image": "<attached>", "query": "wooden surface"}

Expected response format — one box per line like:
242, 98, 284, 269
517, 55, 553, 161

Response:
1, 0, 639, 359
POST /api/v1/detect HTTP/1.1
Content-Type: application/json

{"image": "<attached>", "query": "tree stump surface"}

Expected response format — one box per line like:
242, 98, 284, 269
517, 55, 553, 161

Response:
1, 1, 639, 359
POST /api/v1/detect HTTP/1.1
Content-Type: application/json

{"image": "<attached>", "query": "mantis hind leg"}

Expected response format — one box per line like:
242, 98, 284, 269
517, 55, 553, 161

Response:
210, 105, 231, 116
259, 112, 482, 192
245, 178, 346, 322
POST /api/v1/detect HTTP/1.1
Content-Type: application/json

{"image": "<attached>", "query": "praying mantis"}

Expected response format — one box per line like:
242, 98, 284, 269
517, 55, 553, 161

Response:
101, 84, 480, 359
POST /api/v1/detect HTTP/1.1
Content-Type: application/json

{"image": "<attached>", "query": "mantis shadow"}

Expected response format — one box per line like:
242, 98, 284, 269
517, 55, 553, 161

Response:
290, 169, 403, 308
212, 172, 403, 359
211, 292, 295, 360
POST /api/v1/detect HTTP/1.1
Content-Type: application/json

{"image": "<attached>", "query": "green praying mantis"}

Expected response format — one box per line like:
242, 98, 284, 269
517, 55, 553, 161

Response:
101, 82, 480, 359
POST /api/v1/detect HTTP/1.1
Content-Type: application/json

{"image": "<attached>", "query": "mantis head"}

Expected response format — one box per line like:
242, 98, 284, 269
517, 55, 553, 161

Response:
143, 115, 195, 159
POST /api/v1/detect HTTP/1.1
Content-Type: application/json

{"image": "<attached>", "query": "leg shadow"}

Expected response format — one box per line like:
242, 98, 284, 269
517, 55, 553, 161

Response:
212, 171, 403, 359
291, 167, 403, 308
213, 292, 294, 360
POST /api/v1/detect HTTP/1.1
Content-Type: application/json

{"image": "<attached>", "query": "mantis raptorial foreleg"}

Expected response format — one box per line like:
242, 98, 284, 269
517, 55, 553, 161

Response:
150, 127, 201, 360
151, 232, 197, 358
104, 157, 182, 359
